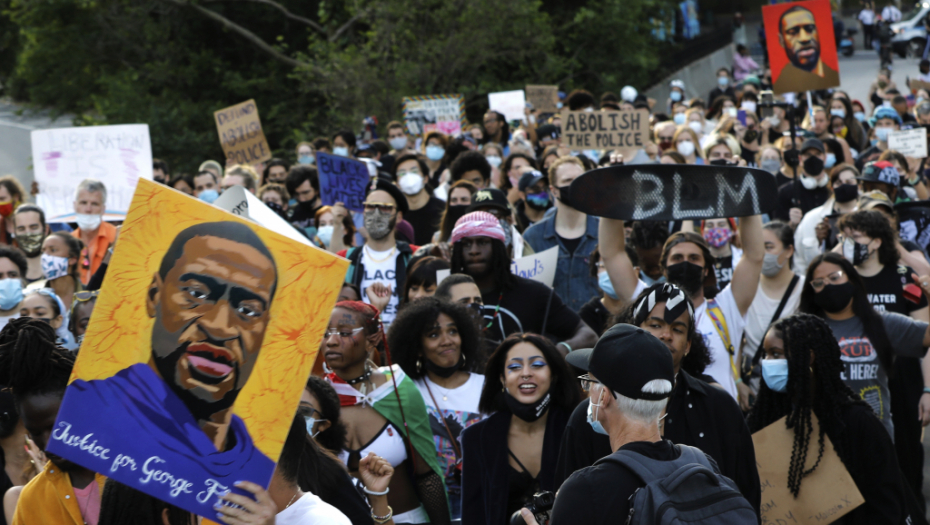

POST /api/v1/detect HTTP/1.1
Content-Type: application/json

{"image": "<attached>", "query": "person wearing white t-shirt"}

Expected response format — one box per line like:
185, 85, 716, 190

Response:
387, 297, 486, 521
599, 213, 764, 401
859, 4, 875, 48
881, 4, 901, 23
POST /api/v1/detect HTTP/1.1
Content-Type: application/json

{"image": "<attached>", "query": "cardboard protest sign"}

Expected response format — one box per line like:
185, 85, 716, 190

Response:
560, 110, 650, 157
763, 0, 839, 95
889, 127, 928, 158
437, 246, 559, 287
753, 415, 863, 524
489, 90, 527, 123
31, 124, 152, 222
568, 164, 779, 221
214, 99, 272, 165
402, 94, 465, 136
909, 78, 930, 93
316, 152, 370, 213
525, 85, 560, 114
46, 179, 347, 519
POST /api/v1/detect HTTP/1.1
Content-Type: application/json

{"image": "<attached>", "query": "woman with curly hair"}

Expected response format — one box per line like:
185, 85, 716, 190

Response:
552, 283, 760, 514
748, 313, 916, 523
387, 297, 485, 521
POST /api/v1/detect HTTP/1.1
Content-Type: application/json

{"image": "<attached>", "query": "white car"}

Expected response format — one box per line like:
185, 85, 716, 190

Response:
891, 3, 930, 57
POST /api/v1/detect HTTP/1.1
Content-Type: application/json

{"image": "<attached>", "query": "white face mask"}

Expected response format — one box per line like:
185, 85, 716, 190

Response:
688, 121, 703, 134
486, 155, 503, 168
75, 213, 102, 231
800, 174, 828, 190
398, 172, 425, 195
389, 137, 408, 151
676, 140, 696, 157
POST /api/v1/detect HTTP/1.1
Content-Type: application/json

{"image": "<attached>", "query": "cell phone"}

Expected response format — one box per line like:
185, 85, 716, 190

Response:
759, 91, 775, 118
737, 110, 748, 126
904, 283, 923, 304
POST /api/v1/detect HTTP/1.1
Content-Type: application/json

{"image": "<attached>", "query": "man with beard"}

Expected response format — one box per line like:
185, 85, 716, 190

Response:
599, 214, 763, 401
44, 221, 277, 511
13, 204, 49, 283
341, 179, 411, 325
285, 165, 323, 238
773, 5, 840, 94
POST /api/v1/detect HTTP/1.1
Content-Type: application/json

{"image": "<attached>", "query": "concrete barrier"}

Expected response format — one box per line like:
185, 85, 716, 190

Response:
645, 43, 736, 114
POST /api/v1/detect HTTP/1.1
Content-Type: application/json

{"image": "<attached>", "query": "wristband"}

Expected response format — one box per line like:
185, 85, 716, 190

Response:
923, 387, 930, 395
372, 506, 393, 524
363, 485, 390, 496
558, 342, 572, 353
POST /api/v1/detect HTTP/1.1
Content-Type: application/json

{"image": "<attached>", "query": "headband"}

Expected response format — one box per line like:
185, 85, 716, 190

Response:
450, 211, 506, 245
633, 283, 695, 329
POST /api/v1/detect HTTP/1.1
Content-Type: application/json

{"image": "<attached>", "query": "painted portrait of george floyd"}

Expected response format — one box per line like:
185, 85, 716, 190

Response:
763, 0, 840, 95
45, 179, 348, 518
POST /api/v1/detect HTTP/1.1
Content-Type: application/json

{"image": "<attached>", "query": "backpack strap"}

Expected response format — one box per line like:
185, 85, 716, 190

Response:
705, 299, 739, 381
593, 445, 694, 486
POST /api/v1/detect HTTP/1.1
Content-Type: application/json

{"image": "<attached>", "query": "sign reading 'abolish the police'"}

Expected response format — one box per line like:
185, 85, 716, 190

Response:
560, 110, 649, 150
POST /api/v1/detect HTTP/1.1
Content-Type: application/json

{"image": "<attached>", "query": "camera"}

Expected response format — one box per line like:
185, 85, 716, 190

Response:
510, 491, 555, 525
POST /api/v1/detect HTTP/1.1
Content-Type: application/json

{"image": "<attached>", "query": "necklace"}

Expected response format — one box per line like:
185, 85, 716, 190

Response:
364, 245, 396, 263
483, 292, 504, 330
344, 368, 373, 385
285, 490, 301, 510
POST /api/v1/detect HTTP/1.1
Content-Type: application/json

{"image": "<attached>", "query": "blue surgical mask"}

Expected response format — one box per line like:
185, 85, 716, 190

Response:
486, 155, 503, 168
317, 225, 334, 247
586, 389, 609, 435
298, 155, 315, 165
598, 272, 619, 300
426, 145, 445, 161
875, 127, 891, 142
717, 76, 729, 87
830, 108, 846, 119
673, 113, 686, 125
761, 358, 789, 393
670, 91, 683, 102
0, 279, 22, 311
640, 271, 666, 287
854, 111, 866, 122
304, 415, 327, 438
198, 189, 220, 204
333, 146, 350, 157
825, 153, 836, 169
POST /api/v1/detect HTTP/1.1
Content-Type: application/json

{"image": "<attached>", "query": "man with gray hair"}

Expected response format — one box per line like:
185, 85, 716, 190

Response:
72, 178, 115, 285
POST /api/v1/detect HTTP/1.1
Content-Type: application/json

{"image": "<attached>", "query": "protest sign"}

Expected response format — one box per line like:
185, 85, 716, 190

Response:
46, 179, 347, 519
213, 186, 310, 246
213, 99, 272, 165
31, 124, 152, 223
752, 414, 863, 524
402, 94, 465, 136
316, 152, 370, 213
909, 78, 930, 93
568, 164, 779, 221
889, 127, 928, 158
896, 201, 930, 252
560, 110, 650, 157
489, 90, 527, 123
436, 246, 558, 287
525, 85, 560, 114
763, 0, 840, 94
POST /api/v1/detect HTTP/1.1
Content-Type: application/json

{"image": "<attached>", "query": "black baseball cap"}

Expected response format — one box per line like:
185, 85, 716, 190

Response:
800, 138, 825, 155
566, 324, 674, 401
537, 124, 560, 141
466, 188, 510, 214
518, 170, 546, 193
366, 178, 409, 214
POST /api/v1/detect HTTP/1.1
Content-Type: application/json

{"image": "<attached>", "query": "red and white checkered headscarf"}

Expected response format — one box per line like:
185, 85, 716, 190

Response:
450, 211, 506, 244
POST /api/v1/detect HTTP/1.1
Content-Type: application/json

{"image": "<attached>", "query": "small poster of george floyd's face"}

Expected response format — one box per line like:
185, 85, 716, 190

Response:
45, 179, 348, 519
763, 0, 840, 95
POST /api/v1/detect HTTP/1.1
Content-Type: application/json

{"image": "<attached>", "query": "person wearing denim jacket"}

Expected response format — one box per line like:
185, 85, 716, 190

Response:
522, 157, 600, 312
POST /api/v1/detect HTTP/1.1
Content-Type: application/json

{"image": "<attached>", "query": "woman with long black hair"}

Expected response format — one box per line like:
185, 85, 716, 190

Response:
748, 314, 917, 523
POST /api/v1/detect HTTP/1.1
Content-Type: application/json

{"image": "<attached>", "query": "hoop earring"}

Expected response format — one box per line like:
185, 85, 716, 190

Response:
460, 355, 467, 369
417, 358, 423, 374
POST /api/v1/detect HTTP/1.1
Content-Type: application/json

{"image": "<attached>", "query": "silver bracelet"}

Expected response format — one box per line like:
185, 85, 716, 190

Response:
363, 485, 390, 496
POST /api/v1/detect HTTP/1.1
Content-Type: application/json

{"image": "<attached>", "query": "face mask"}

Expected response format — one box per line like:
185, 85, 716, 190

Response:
389, 137, 408, 151
744, 129, 759, 143
875, 127, 891, 142
17, 233, 44, 258
198, 189, 220, 204
586, 388, 609, 435
834, 183, 858, 203
702, 226, 732, 248
717, 76, 729, 87
673, 113, 687, 125
800, 174, 822, 190
830, 108, 846, 119
298, 155, 315, 165
854, 112, 866, 122
803, 155, 825, 176
75, 213, 102, 231
761, 252, 785, 277
264, 201, 288, 220
317, 225, 334, 247
658, 140, 673, 151
768, 115, 781, 127
426, 145, 445, 161
665, 261, 704, 297
843, 237, 872, 266
670, 91, 683, 102
741, 101, 757, 113
761, 359, 788, 393
424, 353, 465, 378
813, 281, 855, 313
555, 185, 573, 208
824, 153, 836, 169
486, 155, 502, 168
688, 121, 703, 135
0, 201, 14, 218
677, 140, 696, 157
584, 107, 595, 113
364, 210, 394, 241
526, 192, 550, 211
878, 80, 888, 89
761, 158, 781, 174
500, 218, 513, 248
398, 173, 425, 195
640, 272, 666, 287
333, 146, 350, 157
41, 253, 70, 281
598, 272, 619, 300
0, 279, 22, 311
304, 415, 328, 438
503, 389, 551, 422
725, 107, 738, 118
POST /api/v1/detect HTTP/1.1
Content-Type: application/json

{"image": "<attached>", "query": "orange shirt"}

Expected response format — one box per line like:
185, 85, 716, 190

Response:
12, 462, 106, 525
73, 221, 117, 286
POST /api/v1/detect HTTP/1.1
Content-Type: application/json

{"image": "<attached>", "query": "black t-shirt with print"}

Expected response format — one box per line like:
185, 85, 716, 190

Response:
713, 255, 734, 291
480, 276, 581, 348
861, 263, 928, 316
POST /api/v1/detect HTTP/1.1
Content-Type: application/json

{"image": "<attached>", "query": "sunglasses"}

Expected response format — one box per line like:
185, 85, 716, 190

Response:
363, 203, 396, 213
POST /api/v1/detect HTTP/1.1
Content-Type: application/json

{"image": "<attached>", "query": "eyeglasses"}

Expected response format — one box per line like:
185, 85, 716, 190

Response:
397, 169, 421, 177
74, 291, 99, 303
810, 270, 844, 292
297, 405, 323, 419
363, 203, 396, 213
578, 374, 602, 393
324, 326, 365, 339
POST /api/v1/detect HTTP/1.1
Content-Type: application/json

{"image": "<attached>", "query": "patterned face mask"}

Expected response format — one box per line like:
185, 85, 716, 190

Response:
702, 227, 732, 248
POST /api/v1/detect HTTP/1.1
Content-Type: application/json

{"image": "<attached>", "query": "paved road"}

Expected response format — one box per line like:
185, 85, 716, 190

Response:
0, 99, 72, 191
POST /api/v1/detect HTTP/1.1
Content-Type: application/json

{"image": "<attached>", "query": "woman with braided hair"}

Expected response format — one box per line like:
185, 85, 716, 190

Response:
0, 317, 104, 525
321, 301, 450, 525
748, 313, 915, 524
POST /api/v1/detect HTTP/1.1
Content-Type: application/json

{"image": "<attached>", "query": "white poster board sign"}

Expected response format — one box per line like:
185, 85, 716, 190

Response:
31, 124, 152, 223
889, 127, 928, 158
488, 90, 527, 124
436, 246, 559, 287
213, 186, 312, 247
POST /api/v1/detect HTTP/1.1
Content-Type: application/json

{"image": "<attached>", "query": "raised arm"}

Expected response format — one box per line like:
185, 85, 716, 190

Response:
730, 214, 764, 315
598, 218, 640, 301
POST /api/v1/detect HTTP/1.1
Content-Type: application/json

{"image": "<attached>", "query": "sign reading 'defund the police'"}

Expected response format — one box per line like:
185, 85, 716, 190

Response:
214, 99, 272, 165
568, 164, 778, 221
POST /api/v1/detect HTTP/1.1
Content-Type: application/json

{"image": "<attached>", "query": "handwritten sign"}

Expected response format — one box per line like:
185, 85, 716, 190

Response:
436, 246, 558, 287
489, 90, 527, 123
402, 94, 464, 136
752, 415, 863, 525
909, 79, 930, 93
213, 99, 272, 166
560, 110, 649, 158
31, 124, 152, 222
525, 85, 560, 114
316, 153, 370, 213
889, 127, 928, 158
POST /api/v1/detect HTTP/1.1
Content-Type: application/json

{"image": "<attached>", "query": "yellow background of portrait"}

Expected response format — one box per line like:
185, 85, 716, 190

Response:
70, 179, 348, 461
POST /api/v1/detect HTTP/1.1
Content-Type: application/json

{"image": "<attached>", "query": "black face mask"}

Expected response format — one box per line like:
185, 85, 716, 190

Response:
446, 205, 469, 229
813, 282, 855, 313
264, 201, 289, 221
833, 183, 859, 203
503, 389, 551, 422
556, 185, 573, 208
803, 155, 825, 176
665, 261, 705, 297
423, 353, 465, 379
744, 129, 759, 143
